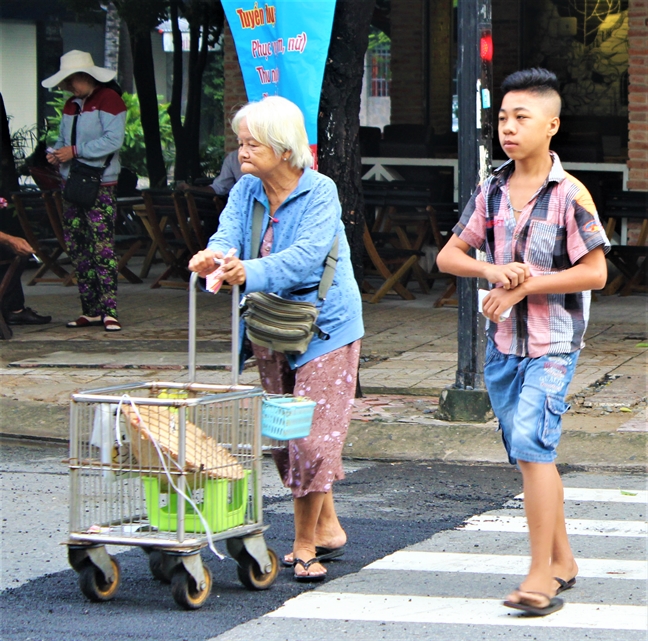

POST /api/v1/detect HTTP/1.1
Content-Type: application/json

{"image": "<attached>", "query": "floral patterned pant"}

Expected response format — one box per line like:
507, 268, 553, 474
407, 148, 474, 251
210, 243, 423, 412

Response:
62, 186, 118, 319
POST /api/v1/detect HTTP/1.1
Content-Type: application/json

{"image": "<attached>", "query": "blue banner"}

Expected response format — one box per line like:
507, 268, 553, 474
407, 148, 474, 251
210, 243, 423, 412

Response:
221, 0, 337, 163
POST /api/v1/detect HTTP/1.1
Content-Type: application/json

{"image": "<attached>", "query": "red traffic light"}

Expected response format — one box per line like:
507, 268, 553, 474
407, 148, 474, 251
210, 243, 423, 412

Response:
480, 34, 493, 62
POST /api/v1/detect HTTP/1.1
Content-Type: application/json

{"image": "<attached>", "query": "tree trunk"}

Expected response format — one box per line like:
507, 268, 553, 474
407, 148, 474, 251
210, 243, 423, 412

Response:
317, 0, 374, 285
0, 92, 20, 201
169, 0, 188, 181
130, 31, 168, 187
104, 2, 121, 71
185, 12, 210, 181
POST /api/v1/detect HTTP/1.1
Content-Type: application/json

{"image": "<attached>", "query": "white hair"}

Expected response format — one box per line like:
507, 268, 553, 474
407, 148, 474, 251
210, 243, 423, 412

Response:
231, 96, 313, 169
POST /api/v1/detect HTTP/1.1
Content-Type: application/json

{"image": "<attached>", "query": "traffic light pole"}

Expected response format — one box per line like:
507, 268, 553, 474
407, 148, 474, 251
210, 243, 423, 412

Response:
436, 0, 494, 422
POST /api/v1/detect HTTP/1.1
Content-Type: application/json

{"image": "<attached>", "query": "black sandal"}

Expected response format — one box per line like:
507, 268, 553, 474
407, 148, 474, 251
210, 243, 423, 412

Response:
293, 557, 327, 583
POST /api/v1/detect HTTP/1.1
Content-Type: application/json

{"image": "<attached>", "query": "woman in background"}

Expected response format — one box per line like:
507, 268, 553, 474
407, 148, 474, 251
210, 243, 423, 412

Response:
43, 50, 126, 331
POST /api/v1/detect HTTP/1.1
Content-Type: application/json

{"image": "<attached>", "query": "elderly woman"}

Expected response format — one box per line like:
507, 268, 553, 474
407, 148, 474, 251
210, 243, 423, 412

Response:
189, 96, 363, 582
42, 50, 127, 331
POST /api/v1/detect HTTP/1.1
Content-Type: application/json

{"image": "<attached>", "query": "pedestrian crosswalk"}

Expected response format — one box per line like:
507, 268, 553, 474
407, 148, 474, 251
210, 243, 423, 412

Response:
213, 472, 647, 640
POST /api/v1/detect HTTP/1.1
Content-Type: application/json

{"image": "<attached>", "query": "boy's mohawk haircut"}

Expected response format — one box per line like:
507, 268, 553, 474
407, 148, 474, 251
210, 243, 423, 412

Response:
501, 68, 560, 96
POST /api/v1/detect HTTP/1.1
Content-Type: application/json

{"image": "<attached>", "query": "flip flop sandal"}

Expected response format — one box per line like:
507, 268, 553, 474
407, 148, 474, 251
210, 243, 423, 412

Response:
504, 591, 564, 617
66, 316, 103, 328
293, 557, 327, 583
282, 545, 346, 568
315, 545, 346, 562
554, 577, 576, 594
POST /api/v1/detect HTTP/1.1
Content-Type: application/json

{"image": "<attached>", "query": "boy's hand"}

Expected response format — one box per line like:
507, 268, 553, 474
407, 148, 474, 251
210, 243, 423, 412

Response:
482, 287, 525, 323
483, 262, 530, 290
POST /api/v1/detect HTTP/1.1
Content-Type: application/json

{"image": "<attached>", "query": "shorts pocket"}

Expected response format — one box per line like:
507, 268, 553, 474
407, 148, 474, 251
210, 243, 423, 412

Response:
484, 341, 503, 367
539, 396, 570, 449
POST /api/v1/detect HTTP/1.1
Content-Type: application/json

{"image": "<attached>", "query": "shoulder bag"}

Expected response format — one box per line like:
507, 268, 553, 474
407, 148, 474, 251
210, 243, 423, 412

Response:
241, 201, 339, 355
62, 105, 114, 210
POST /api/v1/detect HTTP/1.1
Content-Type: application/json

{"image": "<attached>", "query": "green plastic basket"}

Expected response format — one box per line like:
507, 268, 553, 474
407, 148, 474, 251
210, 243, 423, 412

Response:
141, 472, 248, 533
261, 396, 316, 440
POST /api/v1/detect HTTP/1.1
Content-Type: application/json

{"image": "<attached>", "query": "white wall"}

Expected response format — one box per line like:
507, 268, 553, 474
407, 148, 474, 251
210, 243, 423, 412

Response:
0, 20, 37, 137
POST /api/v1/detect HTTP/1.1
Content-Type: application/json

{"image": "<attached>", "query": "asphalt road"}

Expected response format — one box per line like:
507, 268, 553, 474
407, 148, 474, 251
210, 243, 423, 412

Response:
0, 439, 523, 641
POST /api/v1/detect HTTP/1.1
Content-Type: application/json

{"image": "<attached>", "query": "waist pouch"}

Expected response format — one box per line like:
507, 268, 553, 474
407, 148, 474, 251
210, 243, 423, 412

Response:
242, 291, 329, 355
63, 160, 106, 210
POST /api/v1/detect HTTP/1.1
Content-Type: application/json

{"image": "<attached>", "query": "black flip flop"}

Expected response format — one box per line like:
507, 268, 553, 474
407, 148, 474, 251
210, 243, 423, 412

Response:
315, 544, 346, 562
282, 544, 346, 568
504, 591, 564, 617
554, 576, 576, 594
293, 557, 327, 583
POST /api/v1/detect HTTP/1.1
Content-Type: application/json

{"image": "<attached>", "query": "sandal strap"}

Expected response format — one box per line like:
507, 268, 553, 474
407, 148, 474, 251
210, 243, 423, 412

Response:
293, 557, 318, 571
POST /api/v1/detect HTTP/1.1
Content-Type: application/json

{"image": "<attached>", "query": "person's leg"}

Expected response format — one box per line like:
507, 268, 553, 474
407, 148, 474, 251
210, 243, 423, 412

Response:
86, 187, 118, 321
287, 342, 360, 575
292, 492, 327, 579
549, 464, 578, 588
504, 352, 580, 609
0, 250, 26, 314
315, 490, 347, 550
510, 460, 563, 606
62, 201, 101, 318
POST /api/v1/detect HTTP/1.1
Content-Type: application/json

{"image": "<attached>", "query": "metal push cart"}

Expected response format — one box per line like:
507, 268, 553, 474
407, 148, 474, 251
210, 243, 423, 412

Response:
66, 273, 279, 609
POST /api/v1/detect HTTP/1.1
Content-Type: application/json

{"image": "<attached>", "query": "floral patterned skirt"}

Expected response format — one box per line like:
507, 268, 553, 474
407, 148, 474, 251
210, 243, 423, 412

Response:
253, 340, 361, 498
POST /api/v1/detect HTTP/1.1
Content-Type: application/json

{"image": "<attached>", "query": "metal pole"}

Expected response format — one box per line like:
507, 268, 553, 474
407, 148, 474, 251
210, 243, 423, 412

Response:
437, 0, 493, 422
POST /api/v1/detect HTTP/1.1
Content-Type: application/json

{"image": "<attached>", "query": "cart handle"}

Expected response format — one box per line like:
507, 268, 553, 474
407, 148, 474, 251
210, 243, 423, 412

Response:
189, 272, 239, 385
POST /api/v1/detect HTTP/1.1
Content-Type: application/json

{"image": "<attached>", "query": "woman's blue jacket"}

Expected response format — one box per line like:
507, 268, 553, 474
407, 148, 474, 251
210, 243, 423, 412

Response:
207, 167, 364, 368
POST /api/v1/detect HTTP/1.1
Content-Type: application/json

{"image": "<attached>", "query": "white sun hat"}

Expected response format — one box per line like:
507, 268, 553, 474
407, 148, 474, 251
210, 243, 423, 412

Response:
41, 50, 117, 88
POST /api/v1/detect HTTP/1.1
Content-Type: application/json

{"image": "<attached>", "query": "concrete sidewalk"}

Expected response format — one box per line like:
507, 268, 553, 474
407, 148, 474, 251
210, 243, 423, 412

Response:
1, 262, 646, 469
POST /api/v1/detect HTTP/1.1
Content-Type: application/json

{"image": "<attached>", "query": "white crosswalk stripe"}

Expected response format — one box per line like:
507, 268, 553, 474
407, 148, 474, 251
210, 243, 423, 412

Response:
460, 514, 647, 537
268, 593, 647, 631
365, 551, 647, 580
215, 475, 647, 639
519, 488, 648, 503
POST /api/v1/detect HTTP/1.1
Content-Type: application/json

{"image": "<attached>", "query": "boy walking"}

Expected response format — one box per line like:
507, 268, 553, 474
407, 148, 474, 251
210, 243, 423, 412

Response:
437, 68, 609, 616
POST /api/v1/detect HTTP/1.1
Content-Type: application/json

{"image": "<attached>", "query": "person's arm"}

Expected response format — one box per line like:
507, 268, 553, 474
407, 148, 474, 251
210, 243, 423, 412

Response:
0, 232, 33, 256
481, 247, 607, 323
437, 234, 531, 289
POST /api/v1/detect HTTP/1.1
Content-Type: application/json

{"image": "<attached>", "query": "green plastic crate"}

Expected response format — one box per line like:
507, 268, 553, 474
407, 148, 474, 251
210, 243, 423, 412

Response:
141, 472, 248, 533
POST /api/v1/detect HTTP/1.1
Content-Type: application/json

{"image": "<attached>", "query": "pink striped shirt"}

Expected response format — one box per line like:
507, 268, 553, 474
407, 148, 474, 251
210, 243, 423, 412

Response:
454, 153, 610, 357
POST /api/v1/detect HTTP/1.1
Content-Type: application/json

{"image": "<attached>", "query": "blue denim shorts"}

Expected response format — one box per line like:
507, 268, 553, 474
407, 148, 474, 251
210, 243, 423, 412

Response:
483, 340, 579, 465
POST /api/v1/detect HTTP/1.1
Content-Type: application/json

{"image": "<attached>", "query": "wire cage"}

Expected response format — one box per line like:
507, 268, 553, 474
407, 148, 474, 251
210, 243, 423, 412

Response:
68, 382, 264, 549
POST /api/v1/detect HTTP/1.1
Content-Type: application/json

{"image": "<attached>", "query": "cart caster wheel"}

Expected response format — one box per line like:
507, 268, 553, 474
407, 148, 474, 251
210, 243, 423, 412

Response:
171, 564, 212, 610
236, 548, 278, 590
149, 550, 172, 583
79, 556, 121, 602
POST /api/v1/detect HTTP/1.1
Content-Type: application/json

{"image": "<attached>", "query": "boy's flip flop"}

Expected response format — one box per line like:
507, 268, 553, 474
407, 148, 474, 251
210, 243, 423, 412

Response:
554, 576, 576, 594
504, 591, 564, 617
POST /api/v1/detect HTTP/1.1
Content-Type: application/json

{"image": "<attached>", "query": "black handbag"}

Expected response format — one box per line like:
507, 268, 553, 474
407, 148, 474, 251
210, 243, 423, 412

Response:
62, 106, 113, 210
241, 202, 338, 355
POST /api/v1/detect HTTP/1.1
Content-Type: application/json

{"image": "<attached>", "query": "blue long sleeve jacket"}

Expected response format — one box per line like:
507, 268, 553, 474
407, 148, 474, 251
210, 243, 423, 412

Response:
207, 168, 364, 368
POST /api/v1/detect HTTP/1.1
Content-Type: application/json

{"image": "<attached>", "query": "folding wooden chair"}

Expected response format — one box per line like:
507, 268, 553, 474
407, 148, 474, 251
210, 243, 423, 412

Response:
11, 191, 73, 286
183, 190, 224, 250
139, 190, 191, 289
601, 191, 648, 296
0, 255, 22, 339
362, 223, 420, 303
